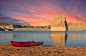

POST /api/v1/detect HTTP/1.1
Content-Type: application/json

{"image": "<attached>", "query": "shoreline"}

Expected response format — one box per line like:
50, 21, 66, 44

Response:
0, 44, 86, 56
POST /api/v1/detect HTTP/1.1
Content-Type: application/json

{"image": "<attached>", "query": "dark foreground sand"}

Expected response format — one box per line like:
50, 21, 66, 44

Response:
0, 44, 86, 56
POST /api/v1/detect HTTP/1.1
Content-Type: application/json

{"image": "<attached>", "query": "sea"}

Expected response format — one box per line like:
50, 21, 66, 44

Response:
0, 31, 86, 47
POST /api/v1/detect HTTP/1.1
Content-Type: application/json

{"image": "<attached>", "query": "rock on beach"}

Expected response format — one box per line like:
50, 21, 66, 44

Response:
0, 44, 86, 56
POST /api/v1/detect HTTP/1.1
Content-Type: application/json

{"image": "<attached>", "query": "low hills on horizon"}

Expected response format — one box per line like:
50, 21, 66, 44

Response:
0, 15, 86, 31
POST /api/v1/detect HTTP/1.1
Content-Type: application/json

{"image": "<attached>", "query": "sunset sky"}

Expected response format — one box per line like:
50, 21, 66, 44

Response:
0, 0, 86, 26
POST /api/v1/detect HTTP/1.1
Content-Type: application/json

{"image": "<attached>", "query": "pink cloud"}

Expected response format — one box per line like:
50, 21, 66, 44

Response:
0, 0, 86, 25
0, 16, 4, 18
0, 17, 11, 21
12, 16, 51, 26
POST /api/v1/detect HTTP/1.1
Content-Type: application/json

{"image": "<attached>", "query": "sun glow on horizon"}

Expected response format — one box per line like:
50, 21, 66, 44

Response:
0, 0, 86, 26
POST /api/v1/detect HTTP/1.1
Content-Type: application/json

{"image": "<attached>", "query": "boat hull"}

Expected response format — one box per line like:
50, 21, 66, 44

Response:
10, 41, 44, 47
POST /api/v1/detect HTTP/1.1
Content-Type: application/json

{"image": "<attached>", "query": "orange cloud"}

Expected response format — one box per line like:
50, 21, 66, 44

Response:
0, 0, 86, 25
0, 16, 4, 18
2, 8, 86, 25
12, 16, 51, 26
0, 17, 11, 21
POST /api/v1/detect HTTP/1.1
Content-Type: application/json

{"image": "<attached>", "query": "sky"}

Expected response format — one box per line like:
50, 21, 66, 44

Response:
0, 0, 86, 26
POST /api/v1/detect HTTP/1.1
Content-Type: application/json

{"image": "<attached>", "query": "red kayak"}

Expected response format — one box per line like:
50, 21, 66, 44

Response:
10, 41, 44, 47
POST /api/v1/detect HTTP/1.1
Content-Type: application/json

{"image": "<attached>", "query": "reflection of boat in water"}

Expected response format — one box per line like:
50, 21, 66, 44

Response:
10, 41, 44, 47
51, 31, 67, 46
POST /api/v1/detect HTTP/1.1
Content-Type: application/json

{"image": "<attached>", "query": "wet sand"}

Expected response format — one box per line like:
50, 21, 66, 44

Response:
0, 44, 86, 56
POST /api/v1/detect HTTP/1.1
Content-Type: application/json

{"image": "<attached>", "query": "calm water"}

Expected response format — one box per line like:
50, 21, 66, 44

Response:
0, 31, 86, 47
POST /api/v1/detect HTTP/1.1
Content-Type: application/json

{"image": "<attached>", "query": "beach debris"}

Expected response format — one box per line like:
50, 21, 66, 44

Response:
2, 52, 10, 54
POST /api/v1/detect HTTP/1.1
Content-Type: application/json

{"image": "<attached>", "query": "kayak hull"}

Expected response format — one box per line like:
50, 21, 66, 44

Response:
10, 41, 44, 47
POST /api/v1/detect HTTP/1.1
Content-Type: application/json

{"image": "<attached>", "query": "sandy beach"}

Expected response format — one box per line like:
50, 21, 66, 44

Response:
0, 44, 86, 56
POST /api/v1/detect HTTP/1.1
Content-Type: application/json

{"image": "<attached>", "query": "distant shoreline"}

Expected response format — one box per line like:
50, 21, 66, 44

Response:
0, 24, 86, 31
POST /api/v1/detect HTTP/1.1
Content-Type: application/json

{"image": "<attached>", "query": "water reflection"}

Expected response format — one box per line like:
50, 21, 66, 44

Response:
0, 32, 51, 44
51, 31, 67, 46
67, 34, 83, 41
0, 34, 50, 38
51, 31, 84, 46
0, 31, 86, 47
